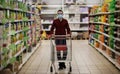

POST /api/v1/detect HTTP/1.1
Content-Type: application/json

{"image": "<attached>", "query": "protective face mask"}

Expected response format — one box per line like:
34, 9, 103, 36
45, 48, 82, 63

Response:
58, 14, 63, 19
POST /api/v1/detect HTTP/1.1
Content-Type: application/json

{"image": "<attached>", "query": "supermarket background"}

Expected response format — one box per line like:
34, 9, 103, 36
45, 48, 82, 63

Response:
0, 0, 120, 74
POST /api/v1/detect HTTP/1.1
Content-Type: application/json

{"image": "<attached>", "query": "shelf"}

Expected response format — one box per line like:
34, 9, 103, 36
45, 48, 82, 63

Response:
115, 10, 120, 13
115, 45, 120, 50
116, 5, 120, 8
90, 29, 109, 37
64, 4, 93, 7
0, 6, 35, 14
71, 27, 88, 31
90, 29, 120, 42
41, 12, 56, 14
15, 40, 22, 45
90, 36, 120, 56
69, 22, 89, 24
114, 18, 120, 22
64, 12, 88, 14
41, 4, 92, 7
8, 30, 23, 36
0, 2, 41, 73
117, 33, 120, 36
80, 12, 89, 14
89, 21, 120, 27
41, 5, 63, 8
19, 42, 41, 70
89, 42, 120, 70
41, 22, 52, 24
10, 19, 34, 23
14, 47, 26, 57
89, 12, 113, 16
89, 10, 120, 16
15, 30, 23, 34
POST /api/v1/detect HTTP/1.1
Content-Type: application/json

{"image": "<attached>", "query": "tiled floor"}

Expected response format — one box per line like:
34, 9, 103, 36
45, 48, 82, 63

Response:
18, 40, 120, 74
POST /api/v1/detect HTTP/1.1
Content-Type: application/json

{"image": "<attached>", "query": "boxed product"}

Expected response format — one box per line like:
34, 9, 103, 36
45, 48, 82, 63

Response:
109, 37, 115, 49
108, 15, 115, 23
109, 26, 115, 35
106, 48, 112, 56
101, 45, 106, 51
101, 3, 108, 12
108, 0, 115, 12
0, 11, 4, 21
99, 35, 104, 42
95, 41, 100, 48
116, 55, 120, 65
101, 15, 107, 23
100, 25, 104, 32
80, 7, 88, 12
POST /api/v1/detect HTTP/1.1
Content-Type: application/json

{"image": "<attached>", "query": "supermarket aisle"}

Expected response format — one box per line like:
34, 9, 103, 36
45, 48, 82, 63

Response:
18, 40, 120, 74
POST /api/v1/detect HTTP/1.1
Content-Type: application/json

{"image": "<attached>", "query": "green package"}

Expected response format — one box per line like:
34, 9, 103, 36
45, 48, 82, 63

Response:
10, 57, 16, 64
108, 15, 114, 23
109, 36, 115, 49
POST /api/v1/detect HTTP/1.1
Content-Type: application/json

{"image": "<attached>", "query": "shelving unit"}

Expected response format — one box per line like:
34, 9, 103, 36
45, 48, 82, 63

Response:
89, 0, 120, 70
40, 3, 90, 39
64, 4, 90, 39
0, 0, 41, 73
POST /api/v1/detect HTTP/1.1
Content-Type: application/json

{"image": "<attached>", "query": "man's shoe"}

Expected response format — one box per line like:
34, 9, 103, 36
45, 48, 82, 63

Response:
63, 64, 66, 69
61, 62, 66, 69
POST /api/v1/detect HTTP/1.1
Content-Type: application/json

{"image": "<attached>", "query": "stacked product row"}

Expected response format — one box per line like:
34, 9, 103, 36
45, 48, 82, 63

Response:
0, 0, 28, 11
0, 0, 41, 74
89, 0, 120, 69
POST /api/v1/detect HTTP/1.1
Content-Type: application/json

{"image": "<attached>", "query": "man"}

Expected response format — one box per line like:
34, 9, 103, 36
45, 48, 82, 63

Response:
50, 10, 71, 70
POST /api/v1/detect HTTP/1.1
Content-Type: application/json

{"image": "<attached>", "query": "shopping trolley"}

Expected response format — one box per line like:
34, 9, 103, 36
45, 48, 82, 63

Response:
50, 35, 72, 74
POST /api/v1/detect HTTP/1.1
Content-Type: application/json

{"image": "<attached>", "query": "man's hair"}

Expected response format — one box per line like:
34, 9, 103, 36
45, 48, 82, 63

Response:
57, 10, 63, 13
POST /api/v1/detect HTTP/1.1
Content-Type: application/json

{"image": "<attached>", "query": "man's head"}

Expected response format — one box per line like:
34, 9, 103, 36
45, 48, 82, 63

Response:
57, 10, 63, 19
57, 10, 63, 14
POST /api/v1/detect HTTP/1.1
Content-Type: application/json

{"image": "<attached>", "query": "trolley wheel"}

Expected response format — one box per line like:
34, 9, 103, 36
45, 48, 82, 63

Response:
50, 66, 53, 72
69, 66, 72, 72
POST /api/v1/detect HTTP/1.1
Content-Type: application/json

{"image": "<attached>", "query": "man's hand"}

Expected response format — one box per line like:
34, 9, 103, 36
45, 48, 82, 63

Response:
48, 34, 54, 39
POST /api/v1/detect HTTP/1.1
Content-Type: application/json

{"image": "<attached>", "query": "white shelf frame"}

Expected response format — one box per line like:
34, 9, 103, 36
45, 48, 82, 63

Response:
89, 21, 120, 27
90, 29, 120, 42
18, 42, 41, 70
89, 10, 120, 16
89, 38, 120, 70
90, 36, 120, 56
